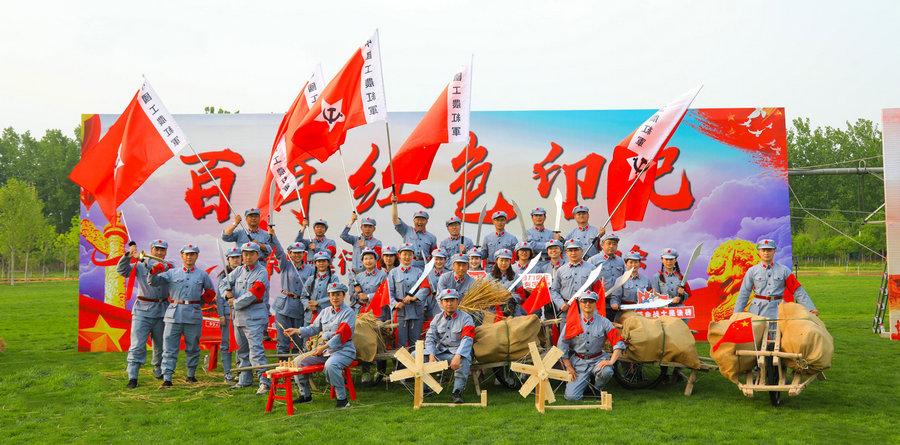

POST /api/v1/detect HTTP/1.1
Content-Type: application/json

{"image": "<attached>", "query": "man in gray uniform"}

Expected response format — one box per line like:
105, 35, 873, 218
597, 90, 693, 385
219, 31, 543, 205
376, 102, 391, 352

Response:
339, 214, 382, 275
270, 240, 313, 355
549, 240, 595, 313
482, 210, 518, 273
589, 233, 626, 321
148, 244, 216, 387
224, 242, 272, 395
421, 289, 476, 404
222, 208, 272, 256
734, 239, 818, 319
118, 239, 172, 388
563, 205, 605, 260
526, 207, 554, 260
439, 216, 474, 256
391, 195, 437, 269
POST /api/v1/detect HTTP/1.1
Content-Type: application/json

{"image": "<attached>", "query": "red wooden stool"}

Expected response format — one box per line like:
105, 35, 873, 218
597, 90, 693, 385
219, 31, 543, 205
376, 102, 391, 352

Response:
265, 361, 358, 415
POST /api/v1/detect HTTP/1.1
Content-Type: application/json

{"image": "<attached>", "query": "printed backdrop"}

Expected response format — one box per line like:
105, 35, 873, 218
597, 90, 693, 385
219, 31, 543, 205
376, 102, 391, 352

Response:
77, 108, 792, 351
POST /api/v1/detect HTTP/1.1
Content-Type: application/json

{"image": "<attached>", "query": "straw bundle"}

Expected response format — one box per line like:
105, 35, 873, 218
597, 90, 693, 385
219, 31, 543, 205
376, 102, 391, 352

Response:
459, 278, 513, 314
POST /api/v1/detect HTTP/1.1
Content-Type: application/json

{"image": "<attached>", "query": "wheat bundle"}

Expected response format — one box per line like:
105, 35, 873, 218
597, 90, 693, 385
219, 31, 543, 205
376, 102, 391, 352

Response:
459, 278, 513, 314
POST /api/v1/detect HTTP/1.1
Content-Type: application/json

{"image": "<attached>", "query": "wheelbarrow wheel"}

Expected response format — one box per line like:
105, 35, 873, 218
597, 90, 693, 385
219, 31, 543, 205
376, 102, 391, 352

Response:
612, 361, 665, 390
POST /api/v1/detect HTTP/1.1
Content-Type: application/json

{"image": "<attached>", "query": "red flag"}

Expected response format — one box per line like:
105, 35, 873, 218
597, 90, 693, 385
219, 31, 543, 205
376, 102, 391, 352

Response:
69, 79, 188, 222
783, 273, 800, 303
289, 30, 386, 163
381, 60, 472, 188
598, 280, 607, 319
365, 279, 390, 318
712, 317, 755, 352
257, 66, 325, 221
521, 276, 550, 315
564, 300, 583, 340
606, 86, 701, 231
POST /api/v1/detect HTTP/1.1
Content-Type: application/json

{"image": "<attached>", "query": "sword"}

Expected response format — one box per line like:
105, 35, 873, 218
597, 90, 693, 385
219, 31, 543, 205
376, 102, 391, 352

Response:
553, 188, 563, 234
565, 262, 605, 307
507, 256, 542, 291
474, 203, 488, 248
512, 200, 529, 242
606, 267, 634, 297
215, 238, 229, 275
679, 242, 703, 287
407, 257, 436, 297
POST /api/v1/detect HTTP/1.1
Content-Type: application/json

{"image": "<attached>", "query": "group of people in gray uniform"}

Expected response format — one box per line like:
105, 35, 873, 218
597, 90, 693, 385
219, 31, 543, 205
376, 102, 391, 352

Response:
119, 197, 817, 406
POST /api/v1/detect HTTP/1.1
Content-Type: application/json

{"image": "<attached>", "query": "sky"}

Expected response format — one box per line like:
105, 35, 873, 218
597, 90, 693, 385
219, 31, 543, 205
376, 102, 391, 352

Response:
1, 0, 899, 137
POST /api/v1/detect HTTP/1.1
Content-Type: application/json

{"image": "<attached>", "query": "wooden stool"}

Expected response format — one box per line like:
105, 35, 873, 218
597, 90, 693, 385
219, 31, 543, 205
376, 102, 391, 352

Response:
264, 361, 359, 415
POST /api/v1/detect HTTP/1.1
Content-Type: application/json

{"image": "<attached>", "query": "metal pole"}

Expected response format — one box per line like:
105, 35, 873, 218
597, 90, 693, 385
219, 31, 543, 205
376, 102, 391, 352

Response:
384, 122, 397, 196
187, 144, 249, 233
337, 148, 364, 238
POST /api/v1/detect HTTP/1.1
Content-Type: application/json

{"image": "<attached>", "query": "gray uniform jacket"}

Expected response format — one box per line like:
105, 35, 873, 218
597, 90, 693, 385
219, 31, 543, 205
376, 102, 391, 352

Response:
117, 254, 171, 318
148, 266, 214, 324
339, 226, 382, 274
424, 310, 475, 357
734, 262, 815, 318
225, 263, 270, 327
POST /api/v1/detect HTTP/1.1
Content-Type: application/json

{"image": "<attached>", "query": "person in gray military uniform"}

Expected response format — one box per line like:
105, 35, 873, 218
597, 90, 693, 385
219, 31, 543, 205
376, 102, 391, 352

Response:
650, 248, 691, 323
148, 244, 216, 387
467, 247, 484, 272
284, 282, 357, 409
423, 248, 450, 322
349, 248, 388, 312
482, 211, 518, 273
590, 233, 626, 321
118, 239, 173, 388
490, 248, 527, 317
270, 240, 313, 355
549, 240, 595, 313
391, 195, 437, 269
438, 253, 476, 297
378, 245, 400, 277
224, 242, 272, 395
420, 288, 476, 404
216, 247, 242, 383
222, 208, 272, 256
734, 239, 818, 319
561, 205, 605, 260
296, 218, 338, 266
541, 239, 565, 276
439, 216, 474, 256
389, 243, 431, 350
557, 291, 625, 401
526, 207, 554, 260
612, 251, 651, 320
339, 214, 382, 275
303, 251, 342, 325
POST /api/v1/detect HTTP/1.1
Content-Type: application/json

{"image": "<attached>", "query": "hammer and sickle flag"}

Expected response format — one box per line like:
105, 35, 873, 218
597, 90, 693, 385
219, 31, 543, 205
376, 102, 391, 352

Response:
290, 29, 387, 163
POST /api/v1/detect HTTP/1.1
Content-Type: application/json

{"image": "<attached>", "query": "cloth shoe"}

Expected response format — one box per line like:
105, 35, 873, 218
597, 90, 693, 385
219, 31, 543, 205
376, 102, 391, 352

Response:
256, 383, 270, 395
126, 379, 138, 389
186, 376, 198, 383
160, 380, 173, 388
293, 395, 312, 404
224, 373, 235, 383
335, 398, 350, 409
450, 390, 464, 404
229, 382, 250, 390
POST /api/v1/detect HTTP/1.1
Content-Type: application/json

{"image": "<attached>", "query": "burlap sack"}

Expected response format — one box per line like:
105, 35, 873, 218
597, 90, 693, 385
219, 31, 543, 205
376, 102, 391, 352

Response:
473, 315, 541, 363
619, 311, 663, 362
779, 302, 833, 374
708, 312, 767, 383
619, 312, 701, 369
353, 313, 381, 362
658, 316, 702, 370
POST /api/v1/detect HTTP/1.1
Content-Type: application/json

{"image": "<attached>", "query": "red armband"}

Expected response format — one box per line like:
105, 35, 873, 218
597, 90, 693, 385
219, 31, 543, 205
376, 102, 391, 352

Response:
336, 322, 352, 343
150, 263, 166, 274
515, 287, 527, 298
327, 245, 337, 257
201, 288, 217, 303
461, 325, 474, 339
248, 281, 266, 301
607, 327, 624, 346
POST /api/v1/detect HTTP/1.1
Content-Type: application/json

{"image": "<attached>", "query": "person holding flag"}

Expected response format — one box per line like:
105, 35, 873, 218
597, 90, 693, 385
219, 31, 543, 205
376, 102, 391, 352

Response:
590, 233, 626, 321
148, 244, 216, 388
270, 239, 314, 355
117, 239, 173, 389
557, 291, 625, 402
222, 209, 272, 256
296, 219, 337, 266
390, 196, 437, 269
651, 248, 692, 323
216, 247, 242, 383
734, 239, 818, 319
339, 214, 382, 275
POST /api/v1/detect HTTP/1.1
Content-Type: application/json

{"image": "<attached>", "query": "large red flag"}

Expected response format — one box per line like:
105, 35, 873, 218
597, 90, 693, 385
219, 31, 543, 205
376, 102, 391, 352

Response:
564, 299, 584, 340
521, 276, 550, 315
289, 30, 386, 163
257, 66, 325, 221
381, 59, 472, 188
365, 279, 390, 318
712, 317, 755, 352
69, 78, 188, 221
606, 86, 702, 231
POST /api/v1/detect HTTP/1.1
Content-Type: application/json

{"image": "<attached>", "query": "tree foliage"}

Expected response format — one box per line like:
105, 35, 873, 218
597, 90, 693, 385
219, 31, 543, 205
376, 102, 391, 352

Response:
0, 179, 50, 284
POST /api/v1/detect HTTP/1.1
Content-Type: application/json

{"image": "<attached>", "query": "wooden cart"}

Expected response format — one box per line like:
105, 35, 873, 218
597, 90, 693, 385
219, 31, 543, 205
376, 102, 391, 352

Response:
734, 320, 826, 406
611, 356, 719, 396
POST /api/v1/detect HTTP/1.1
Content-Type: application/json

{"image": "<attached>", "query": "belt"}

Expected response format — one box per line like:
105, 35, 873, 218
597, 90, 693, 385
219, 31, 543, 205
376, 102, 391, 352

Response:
754, 295, 782, 301
170, 299, 201, 305
138, 297, 164, 302
575, 352, 603, 360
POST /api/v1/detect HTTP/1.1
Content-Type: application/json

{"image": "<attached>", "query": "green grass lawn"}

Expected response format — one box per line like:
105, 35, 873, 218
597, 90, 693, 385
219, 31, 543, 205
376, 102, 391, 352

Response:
0, 275, 897, 444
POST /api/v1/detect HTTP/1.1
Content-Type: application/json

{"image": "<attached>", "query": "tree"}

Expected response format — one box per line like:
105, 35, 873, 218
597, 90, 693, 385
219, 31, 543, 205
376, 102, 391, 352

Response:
55, 215, 80, 279
0, 179, 49, 284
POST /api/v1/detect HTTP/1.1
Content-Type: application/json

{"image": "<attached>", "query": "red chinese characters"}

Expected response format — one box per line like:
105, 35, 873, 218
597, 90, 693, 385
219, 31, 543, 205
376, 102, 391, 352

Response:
533, 142, 606, 218
180, 149, 245, 222
449, 132, 515, 223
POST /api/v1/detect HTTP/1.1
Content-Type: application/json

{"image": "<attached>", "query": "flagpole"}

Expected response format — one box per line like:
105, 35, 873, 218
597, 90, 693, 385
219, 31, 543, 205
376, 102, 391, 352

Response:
187, 143, 250, 233
461, 132, 470, 245
291, 187, 315, 243
384, 122, 397, 196
337, 148, 364, 238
